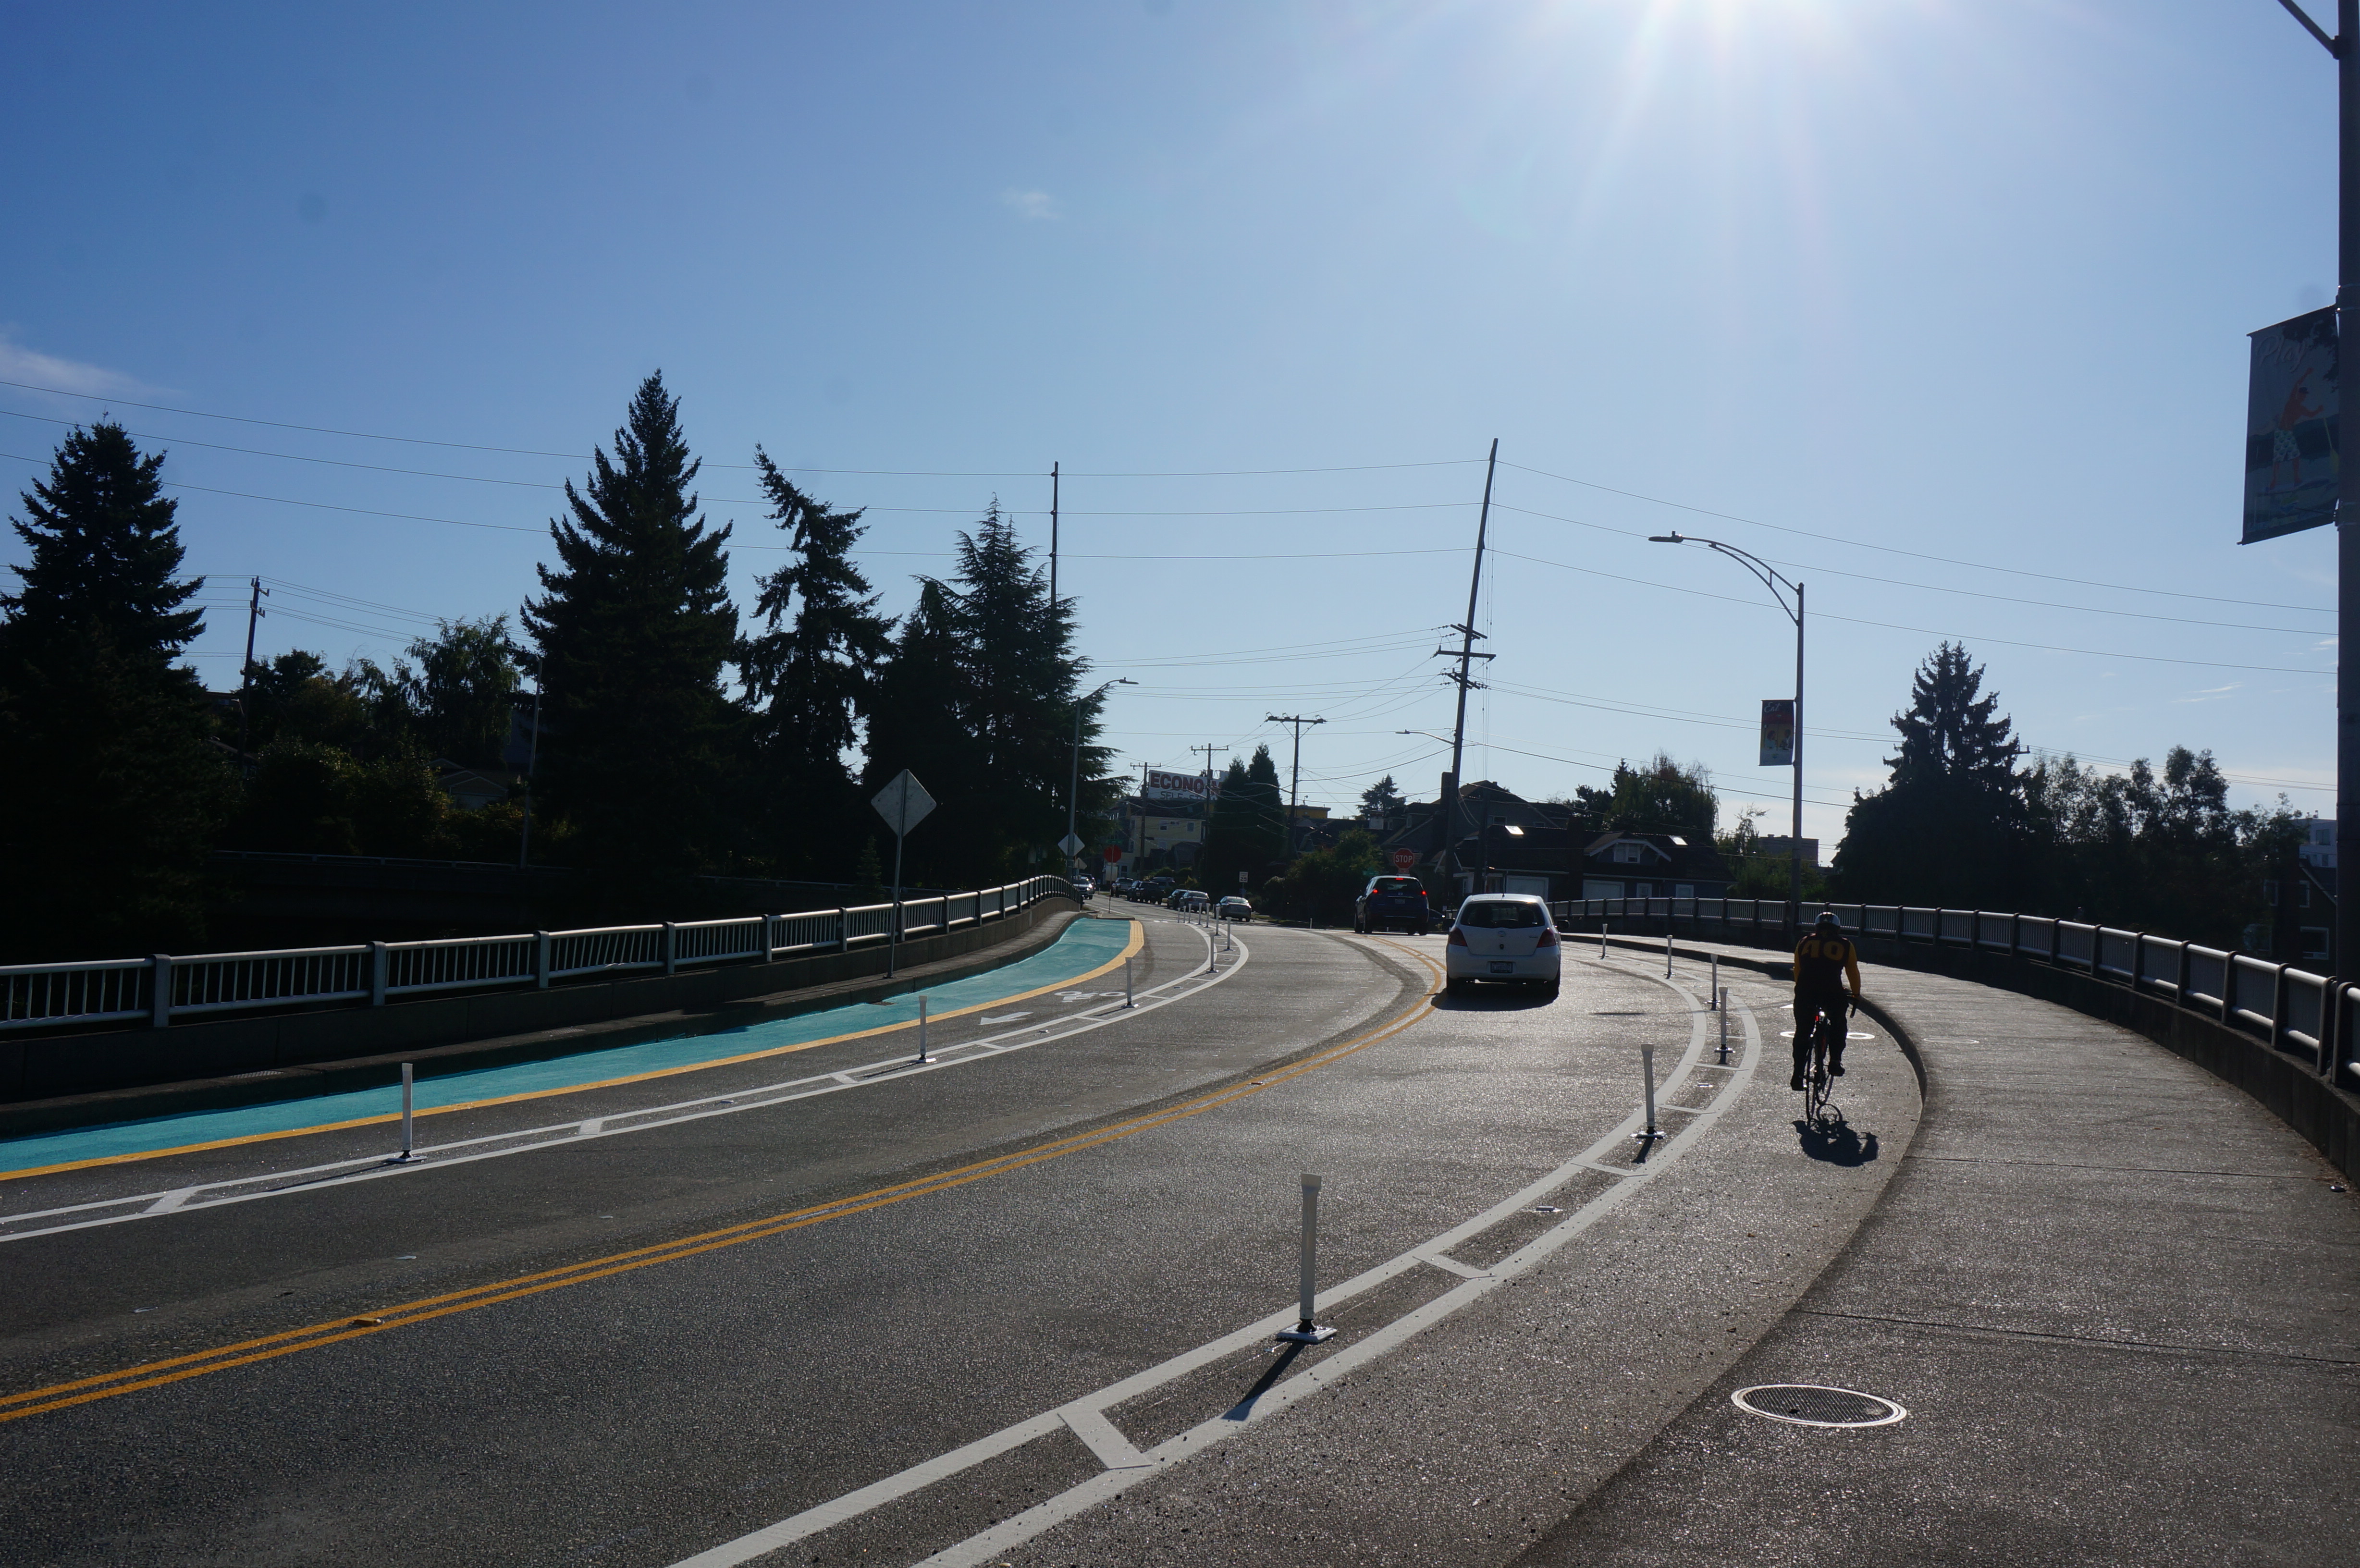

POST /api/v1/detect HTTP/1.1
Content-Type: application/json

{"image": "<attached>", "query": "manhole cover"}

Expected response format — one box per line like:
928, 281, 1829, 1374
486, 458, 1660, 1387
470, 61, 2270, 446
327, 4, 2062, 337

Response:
1732, 1384, 1906, 1428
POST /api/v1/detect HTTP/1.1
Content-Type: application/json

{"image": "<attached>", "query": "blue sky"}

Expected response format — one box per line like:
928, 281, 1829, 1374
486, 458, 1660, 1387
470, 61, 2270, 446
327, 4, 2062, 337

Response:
0, 0, 2343, 848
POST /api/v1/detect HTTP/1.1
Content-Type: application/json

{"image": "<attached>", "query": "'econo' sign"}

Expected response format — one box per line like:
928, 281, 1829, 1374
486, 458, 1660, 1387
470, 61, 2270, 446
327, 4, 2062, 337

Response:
1145, 770, 1215, 802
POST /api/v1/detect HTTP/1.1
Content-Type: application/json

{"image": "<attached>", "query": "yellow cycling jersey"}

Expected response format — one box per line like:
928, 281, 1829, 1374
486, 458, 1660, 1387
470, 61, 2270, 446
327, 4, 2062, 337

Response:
1793, 932, 1862, 997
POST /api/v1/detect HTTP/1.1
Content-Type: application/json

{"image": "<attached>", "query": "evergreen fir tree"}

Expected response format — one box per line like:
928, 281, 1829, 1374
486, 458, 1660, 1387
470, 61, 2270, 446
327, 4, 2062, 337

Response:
0, 423, 232, 958
862, 504, 1110, 886
861, 578, 969, 883
1359, 775, 1405, 820
1885, 641, 2023, 787
1203, 745, 1287, 892
519, 374, 737, 900
2, 422, 204, 670
1835, 643, 2028, 907
739, 450, 895, 876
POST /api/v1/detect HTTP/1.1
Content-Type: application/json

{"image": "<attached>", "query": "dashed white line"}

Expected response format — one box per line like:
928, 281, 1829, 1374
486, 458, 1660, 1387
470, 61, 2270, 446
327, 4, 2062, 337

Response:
662, 964, 1758, 1568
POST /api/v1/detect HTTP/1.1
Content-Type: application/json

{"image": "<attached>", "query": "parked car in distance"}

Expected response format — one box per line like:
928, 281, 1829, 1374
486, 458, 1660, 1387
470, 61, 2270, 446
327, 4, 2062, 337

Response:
1172, 888, 1211, 912
1444, 894, 1561, 997
1355, 875, 1431, 934
1217, 895, 1252, 922
1073, 876, 1095, 898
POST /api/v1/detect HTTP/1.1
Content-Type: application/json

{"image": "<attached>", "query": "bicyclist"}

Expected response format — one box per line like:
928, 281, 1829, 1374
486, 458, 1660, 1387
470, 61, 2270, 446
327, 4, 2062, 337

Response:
1791, 910, 1862, 1090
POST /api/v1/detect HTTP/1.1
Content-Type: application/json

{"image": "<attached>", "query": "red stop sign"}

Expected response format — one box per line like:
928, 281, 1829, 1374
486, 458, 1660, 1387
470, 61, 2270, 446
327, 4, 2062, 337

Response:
1391, 848, 1417, 871
1101, 845, 1121, 863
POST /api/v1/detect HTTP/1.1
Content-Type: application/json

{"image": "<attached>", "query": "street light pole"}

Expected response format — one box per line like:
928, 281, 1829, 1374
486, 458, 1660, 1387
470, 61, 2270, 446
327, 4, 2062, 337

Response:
1068, 677, 1135, 881
2270, 0, 2359, 980
1651, 532, 1806, 931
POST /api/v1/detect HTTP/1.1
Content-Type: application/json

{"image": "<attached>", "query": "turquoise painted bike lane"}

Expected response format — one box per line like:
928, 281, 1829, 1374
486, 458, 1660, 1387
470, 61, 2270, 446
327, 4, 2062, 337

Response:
1, 916, 1142, 1179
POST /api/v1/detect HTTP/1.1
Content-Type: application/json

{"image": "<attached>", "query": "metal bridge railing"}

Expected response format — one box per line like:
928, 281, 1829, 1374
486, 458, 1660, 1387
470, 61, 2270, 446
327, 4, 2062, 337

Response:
1549, 895, 2358, 1090
0, 876, 1070, 1033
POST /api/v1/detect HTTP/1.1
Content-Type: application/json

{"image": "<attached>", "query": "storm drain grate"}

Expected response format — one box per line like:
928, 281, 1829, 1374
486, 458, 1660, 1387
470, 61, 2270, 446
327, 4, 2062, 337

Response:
1732, 1384, 1906, 1428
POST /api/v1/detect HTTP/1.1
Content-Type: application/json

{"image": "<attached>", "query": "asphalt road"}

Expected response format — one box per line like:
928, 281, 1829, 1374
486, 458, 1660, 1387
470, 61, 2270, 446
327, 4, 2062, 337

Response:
0, 914, 1938, 1568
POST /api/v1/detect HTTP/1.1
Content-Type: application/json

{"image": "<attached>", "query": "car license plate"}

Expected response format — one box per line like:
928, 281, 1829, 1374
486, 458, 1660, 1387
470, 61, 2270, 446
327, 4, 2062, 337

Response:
1489, 961, 1513, 974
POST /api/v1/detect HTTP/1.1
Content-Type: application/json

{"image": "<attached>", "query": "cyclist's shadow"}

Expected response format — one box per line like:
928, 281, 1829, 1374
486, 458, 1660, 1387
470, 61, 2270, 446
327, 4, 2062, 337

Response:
1794, 1107, 1879, 1166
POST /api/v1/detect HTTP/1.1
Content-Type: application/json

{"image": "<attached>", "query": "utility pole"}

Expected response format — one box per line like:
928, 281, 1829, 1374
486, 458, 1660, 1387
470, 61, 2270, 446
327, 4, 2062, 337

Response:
237, 576, 269, 760
1137, 761, 1151, 873
1191, 742, 1229, 858
1048, 461, 1060, 613
1266, 714, 1327, 852
1437, 441, 1499, 892
2267, 0, 2356, 979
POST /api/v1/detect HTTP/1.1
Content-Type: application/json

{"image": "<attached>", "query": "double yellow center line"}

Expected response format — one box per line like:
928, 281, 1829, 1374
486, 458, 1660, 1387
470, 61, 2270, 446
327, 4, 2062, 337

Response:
0, 937, 1440, 1428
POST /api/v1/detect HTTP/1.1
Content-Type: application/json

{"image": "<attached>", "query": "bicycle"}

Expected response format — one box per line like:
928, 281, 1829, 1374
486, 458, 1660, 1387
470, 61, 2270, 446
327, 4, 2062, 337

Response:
1798, 1001, 1845, 1127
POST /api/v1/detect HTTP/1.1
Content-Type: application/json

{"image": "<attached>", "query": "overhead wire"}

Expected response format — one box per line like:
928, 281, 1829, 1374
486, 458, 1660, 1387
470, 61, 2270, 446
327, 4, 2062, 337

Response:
1489, 502, 2325, 635
1497, 461, 2331, 616
0, 378, 1478, 478
1491, 548, 2329, 675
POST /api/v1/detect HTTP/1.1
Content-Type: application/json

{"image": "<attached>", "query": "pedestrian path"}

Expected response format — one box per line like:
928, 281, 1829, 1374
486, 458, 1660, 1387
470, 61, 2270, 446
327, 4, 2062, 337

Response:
1516, 938, 2360, 1568
0, 917, 1141, 1181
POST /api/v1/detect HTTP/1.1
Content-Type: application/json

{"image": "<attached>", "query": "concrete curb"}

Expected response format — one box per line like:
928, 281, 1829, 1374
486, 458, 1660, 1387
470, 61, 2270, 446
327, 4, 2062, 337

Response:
0, 904, 1099, 1140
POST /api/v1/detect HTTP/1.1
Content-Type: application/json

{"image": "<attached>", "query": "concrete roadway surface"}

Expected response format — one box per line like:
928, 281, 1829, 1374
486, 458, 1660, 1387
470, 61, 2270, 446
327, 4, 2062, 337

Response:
0, 911, 1826, 1568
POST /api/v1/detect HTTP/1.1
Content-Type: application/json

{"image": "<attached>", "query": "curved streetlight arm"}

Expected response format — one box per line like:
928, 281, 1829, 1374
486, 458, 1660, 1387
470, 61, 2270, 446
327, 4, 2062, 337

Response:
1648, 531, 1810, 931
1648, 532, 1798, 624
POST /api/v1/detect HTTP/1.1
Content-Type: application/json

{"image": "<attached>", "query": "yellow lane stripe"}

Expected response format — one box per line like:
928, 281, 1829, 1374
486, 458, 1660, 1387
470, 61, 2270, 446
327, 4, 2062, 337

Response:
0, 933, 1440, 1427
0, 920, 1145, 1183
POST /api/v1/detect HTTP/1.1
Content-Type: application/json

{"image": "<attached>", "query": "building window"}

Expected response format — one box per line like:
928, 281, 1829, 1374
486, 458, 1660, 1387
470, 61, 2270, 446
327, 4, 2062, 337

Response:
1675, 884, 1695, 899
2299, 883, 2312, 908
1613, 842, 1643, 864
1635, 882, 1654, 898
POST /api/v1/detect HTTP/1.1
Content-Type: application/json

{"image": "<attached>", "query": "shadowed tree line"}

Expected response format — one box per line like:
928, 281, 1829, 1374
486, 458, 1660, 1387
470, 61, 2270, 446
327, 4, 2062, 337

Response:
1832, 643, 2300, 949
0, 375, 1121, 960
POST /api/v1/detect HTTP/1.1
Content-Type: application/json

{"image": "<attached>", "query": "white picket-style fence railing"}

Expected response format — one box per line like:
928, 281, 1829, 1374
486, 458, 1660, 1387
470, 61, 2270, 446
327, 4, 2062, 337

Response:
0, 877, 1069, 1033
1552, 896, 2352, 1088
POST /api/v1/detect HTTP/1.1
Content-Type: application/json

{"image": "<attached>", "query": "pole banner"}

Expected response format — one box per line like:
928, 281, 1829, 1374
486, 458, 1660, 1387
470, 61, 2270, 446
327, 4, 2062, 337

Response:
1759, 699, 1795, 768
2243, 306, 2340, 543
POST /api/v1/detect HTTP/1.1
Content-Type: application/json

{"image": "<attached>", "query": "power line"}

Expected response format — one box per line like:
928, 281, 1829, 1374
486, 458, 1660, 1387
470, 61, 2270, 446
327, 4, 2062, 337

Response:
1491, 549, 2330, 675
1496, 462, 2330, 616
1490, 502, 2323, 634
0, 377, 1478, 478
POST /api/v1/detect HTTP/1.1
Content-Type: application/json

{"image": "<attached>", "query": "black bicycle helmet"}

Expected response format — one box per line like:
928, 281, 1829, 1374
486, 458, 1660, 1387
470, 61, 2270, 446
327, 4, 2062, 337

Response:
1813, 909, 1841, 931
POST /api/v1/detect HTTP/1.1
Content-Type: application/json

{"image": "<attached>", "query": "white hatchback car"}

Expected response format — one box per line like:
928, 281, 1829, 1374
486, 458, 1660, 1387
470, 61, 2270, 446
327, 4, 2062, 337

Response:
1444, 894, 1561, 997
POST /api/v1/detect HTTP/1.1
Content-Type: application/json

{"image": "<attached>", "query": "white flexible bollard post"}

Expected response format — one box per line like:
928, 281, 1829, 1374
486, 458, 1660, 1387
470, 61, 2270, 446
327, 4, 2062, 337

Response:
1718, 989, 1730, 1064
1664, 928, 1673, 979
915, 994, 930, 1064
1124, 954, 1135, 1008
1275, 1174, 1337, 1343
1600, 922, 1609, 961
1710, 955, 1720, 1008
386, 1063, 416, 1165
1635, 1043, 1664, 1143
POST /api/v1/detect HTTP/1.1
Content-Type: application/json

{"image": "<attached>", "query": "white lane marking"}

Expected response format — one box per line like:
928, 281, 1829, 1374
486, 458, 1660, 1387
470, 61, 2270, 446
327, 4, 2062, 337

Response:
979, 1012, 1032, 1025
1059, 1405, 1152, 1470
0, 928, 1250, 1244
664, 1413, 1067, 1568
577, 1120, 603, 1137
666, 965, 1750, 1568
909, 986, 1761, 1568
1414, 1251, 1489, 1280
141, 1188, 195, 1215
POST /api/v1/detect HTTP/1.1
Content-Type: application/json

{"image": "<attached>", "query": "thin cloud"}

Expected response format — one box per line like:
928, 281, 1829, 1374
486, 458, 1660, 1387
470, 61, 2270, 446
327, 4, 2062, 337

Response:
1000, 188, 1061, 220
0, 330, 159, 401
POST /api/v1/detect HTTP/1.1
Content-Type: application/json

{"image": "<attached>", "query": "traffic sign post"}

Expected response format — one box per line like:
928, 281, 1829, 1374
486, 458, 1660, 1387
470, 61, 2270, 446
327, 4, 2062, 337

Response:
1391, 848, 1418, 872
871, 770, 937, 980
